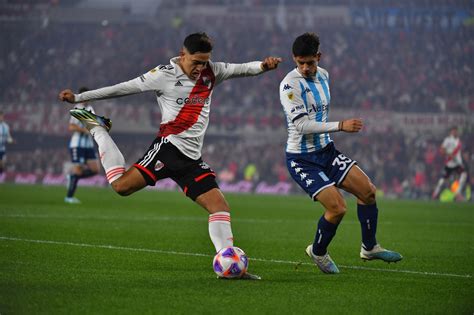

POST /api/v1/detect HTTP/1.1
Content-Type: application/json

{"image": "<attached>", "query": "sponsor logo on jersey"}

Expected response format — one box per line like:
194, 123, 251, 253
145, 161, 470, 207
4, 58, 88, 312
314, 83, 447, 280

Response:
287, 92, 294, 101
290, 104, 305, 113
283, 84, 292, 91
311, 103, 328, 113
154, 160, 164, 171
302, 87, 311, 94
176, 97, 211, 105
175, 80, 183, 86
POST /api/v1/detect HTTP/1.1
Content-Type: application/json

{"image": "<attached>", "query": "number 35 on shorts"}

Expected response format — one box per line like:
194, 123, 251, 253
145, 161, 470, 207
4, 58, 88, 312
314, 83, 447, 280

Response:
331, 154, 353, 171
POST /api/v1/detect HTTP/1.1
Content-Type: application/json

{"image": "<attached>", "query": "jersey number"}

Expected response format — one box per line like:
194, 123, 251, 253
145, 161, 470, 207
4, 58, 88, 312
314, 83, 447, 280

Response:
331, 154, 352, 171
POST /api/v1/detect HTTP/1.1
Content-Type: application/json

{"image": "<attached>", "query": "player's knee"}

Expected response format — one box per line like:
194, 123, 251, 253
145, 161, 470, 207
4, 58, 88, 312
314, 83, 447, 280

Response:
325, 199, 347, 220
111, 180, 134, 196
203, 199, 230, 212
362, 183, 377, 204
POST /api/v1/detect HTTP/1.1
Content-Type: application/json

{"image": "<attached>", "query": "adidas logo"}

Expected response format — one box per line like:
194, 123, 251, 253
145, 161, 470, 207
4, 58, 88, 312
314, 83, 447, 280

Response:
175, 80, 183, 86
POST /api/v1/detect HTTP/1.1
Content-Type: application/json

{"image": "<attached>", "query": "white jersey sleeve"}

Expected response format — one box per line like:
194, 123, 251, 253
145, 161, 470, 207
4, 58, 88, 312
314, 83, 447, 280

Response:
211, 61, 263, 85
279, 78, 308, 123
74, 66, 169, 103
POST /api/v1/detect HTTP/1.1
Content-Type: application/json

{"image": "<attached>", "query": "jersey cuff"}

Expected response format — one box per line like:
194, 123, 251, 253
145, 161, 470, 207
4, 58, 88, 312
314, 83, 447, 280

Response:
74, 93, 82, 103
292, 113, 308, 123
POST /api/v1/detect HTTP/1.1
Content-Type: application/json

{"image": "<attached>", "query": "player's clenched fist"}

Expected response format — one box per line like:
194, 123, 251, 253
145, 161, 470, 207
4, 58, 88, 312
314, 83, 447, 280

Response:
59, 89, 75, 103
261, 57, 282, 71
339, 118, 363, 133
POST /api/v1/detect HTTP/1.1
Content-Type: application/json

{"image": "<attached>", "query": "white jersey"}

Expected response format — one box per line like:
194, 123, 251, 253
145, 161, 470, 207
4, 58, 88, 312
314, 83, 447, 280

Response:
75, 57, 263, 159
0, 121, 12, 152
442, 135, 463, 168
69, 103, 95, 149
280, 67, 332, 154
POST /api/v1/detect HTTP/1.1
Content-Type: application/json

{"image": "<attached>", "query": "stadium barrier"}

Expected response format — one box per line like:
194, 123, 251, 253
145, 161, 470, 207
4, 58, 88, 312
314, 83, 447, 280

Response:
0, 172, 293, 195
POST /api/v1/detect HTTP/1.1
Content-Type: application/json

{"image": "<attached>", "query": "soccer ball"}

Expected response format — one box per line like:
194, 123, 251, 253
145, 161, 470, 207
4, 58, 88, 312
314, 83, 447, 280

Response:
213, 246, 248, 278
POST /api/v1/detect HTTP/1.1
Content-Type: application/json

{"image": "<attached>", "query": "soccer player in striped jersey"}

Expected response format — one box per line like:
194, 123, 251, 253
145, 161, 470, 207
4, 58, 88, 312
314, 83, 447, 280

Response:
432, 127, 467, 201
64, 87, 100, 204
279, 33, 402, 274
0, 110, 14, 175
59, 32, 281, 280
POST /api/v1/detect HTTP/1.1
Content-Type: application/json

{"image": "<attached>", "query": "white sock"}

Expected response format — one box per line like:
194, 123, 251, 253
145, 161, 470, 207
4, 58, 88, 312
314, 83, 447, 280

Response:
208, 211, 234, 252
456, 172, 467, 195
433, 178, 445, 197
90, 127, 125, 183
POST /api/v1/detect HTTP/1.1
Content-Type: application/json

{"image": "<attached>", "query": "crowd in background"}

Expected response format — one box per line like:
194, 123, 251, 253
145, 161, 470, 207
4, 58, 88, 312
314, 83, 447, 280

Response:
4, 130, 473, 199
1, 7, 473, 114
1, 1, 473, 199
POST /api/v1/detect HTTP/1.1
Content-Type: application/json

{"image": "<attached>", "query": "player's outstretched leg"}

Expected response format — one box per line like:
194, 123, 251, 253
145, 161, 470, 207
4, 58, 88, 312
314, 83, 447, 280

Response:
69, 109, 125, 184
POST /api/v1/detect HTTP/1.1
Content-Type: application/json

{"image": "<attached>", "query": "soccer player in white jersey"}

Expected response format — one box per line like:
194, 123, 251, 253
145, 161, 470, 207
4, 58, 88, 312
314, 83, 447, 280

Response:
64, 87, 100, 204
279, 33, 402, 274
432, 127, 467, 201
59, 32, 281, 279
0, 110, 14, 175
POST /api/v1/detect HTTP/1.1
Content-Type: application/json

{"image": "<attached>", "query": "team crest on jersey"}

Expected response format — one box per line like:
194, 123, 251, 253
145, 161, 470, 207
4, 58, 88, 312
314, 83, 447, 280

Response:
199, 162, 211, 170
287, 92, 294, 101
154, 160, 164, 171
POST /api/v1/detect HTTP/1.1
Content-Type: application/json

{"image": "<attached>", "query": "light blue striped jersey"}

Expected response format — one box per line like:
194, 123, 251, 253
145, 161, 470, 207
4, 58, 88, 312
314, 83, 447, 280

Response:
0, 121, 12, 152
69, 103, 95, 149
279, 67, 332, 154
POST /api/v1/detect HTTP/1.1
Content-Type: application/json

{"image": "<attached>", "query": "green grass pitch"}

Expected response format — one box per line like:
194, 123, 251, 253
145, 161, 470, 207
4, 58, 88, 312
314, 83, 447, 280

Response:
0, 184, 472, 314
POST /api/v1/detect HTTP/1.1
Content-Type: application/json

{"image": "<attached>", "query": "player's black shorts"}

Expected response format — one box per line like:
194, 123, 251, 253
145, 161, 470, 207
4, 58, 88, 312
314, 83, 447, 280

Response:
442, 165, 465, 179
133, 137, 218, 201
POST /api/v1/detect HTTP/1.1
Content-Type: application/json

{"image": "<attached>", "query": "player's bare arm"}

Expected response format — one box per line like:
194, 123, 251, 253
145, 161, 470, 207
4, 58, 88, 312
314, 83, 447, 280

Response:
261, 57, 282, 71
338, 118, 363, 133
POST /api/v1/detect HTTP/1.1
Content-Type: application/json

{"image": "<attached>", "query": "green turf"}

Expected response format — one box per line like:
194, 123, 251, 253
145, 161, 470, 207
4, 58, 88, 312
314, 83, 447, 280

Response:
0, 184, 472, 314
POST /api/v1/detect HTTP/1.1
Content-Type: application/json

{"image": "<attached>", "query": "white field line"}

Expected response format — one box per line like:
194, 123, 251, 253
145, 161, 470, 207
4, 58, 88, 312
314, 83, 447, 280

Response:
0, 236, 471, 279
0, 213, 369, 225
2, 213, 474, 227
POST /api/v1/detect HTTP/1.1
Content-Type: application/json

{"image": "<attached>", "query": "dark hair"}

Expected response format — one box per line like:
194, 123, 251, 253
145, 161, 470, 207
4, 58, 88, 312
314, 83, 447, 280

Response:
292, 33, 320, 57
79, 87, 89, 93
183, 32, 213, 54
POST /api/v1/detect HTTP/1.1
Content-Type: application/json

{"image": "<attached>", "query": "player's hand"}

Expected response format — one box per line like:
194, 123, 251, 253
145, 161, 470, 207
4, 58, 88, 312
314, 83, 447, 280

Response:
339, 118, 363, 133
261, 57, 282, 71
58, 89, 75, 103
